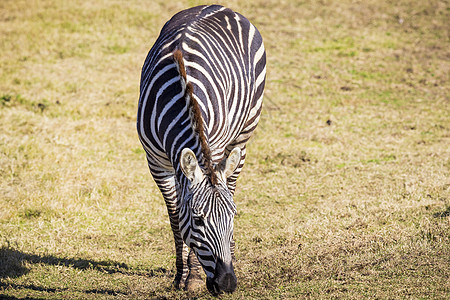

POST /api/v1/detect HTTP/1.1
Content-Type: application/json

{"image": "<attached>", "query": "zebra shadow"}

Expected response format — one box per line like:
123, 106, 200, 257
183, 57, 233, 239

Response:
0, 246, 171, 297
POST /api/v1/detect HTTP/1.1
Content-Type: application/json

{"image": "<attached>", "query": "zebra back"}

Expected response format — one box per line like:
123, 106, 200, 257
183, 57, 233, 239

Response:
137, 5, 266, 176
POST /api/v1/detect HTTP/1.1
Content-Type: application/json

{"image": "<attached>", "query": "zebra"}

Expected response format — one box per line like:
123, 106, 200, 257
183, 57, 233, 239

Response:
137, 5, 266, 294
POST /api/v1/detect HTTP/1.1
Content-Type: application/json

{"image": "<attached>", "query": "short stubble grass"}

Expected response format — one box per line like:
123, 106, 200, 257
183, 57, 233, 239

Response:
1, 0, 448, 299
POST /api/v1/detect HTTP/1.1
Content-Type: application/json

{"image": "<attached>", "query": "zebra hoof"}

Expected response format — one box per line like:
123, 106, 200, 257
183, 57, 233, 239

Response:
185, 273, 204, 292
172, 275, 186, 290
185, 278, 204, 293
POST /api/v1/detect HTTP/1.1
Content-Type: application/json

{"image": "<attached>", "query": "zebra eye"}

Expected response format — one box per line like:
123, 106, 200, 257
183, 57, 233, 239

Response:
193, 216, 204, 227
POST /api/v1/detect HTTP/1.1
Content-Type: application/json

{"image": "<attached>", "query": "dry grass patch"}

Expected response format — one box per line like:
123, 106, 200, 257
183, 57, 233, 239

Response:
1, 0, 449, 299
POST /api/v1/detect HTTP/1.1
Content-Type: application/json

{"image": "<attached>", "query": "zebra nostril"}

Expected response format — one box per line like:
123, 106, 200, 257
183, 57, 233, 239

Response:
217, 272, 237, 293
213, 258, 237, 293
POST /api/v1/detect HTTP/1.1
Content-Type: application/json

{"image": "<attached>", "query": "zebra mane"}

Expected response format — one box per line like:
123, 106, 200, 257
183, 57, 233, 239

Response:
173, 49, 218, 185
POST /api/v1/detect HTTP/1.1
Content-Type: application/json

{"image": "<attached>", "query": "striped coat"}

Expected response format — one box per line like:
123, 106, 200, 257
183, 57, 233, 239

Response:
137, 5, 266, 294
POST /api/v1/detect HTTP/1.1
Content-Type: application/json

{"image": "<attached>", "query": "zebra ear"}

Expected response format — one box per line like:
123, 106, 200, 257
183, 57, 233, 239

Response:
180, 148, 203, 184
223, 147, 241, 178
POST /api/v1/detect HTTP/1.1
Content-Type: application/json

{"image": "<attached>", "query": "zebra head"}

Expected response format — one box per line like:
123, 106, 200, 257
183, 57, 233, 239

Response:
179, 147, 241, 294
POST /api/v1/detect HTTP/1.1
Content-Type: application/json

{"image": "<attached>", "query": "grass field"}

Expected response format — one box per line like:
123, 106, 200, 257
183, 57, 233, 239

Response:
0, 0, 449, 299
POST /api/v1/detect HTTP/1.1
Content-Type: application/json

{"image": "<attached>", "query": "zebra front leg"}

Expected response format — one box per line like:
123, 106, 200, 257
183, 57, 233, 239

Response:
163, 191, 189, 289
149, 170, 190, 289
185, 248, 204, 292
172, 234, 189, 289
230, 237, 236, 263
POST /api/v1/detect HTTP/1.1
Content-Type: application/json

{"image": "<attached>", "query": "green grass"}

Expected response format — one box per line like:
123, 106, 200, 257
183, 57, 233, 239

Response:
1, 0, 449, 299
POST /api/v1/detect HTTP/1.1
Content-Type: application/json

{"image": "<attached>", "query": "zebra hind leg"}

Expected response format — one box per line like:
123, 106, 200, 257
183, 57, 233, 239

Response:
230, 237, 236, 263
185, 248, 204, 292
226, 144, 246, 264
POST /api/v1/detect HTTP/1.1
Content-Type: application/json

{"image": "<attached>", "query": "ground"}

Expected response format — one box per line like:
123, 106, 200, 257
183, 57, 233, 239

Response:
0, 0, 449, 299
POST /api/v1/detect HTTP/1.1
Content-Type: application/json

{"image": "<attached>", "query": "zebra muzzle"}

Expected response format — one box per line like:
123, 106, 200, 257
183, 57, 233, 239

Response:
206, 258, 237, 294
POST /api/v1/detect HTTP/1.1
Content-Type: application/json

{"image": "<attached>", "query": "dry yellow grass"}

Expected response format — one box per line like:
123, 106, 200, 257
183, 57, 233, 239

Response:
1, 0, 449, 299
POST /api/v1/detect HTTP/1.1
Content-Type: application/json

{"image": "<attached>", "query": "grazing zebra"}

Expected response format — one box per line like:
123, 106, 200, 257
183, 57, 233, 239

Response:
137, 5, 266, 294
